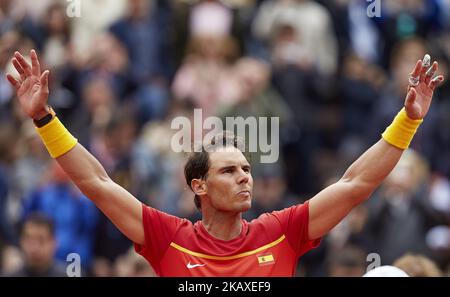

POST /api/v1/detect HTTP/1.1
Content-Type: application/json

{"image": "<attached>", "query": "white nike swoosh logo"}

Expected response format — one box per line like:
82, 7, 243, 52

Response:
187, 262, 206, 269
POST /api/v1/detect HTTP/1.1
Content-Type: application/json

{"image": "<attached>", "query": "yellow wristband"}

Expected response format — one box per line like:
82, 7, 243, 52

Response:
381, 108, 423, 150
35, 116, 78, 158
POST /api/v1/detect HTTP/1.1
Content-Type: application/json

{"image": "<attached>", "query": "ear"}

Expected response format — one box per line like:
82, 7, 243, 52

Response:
191, 179, 207, 196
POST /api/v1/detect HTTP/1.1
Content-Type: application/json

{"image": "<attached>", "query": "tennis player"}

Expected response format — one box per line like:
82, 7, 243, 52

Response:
6, 50, 444, 276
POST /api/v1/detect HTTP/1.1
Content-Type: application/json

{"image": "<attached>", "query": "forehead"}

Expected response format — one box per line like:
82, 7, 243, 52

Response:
208, 147, 249, 170
23, 222, 52, 237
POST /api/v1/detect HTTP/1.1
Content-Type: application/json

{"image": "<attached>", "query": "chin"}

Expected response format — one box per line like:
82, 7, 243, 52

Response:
238, 200, 252, 212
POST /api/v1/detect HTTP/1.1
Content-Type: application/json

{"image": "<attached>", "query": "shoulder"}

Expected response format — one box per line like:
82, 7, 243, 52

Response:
249, 203, 310, 229
141, 203, 194, 241
142, 204, 188, 224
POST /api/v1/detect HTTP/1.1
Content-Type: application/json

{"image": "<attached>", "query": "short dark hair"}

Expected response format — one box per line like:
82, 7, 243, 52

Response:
21, 213, 55, 237
184, 131, 247, 210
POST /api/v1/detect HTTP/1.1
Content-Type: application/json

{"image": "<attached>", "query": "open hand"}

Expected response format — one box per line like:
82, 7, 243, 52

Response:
404, 54, 445, 120
6, 50, 50, 120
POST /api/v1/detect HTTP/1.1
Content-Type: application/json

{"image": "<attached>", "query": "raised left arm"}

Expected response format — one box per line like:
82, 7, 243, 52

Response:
307, 55, 444, 240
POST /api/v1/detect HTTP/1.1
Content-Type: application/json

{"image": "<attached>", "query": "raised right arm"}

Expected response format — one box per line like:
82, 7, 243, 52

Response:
7, 50, 144, 244
56, 144, 144, 244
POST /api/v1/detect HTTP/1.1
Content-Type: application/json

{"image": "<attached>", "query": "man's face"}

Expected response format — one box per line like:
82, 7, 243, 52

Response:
20, 222, 56, 270
204, 147, 253, 213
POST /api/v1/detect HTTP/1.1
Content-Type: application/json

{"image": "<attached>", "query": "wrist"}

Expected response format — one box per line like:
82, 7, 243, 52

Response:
35, 116, 78, 158
381, 108, 423, 150
33, 106, 56, 128
32, 106, 51, 120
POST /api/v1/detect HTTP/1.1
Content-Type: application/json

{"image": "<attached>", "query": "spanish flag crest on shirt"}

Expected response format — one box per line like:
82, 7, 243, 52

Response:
257, 253, 275, 266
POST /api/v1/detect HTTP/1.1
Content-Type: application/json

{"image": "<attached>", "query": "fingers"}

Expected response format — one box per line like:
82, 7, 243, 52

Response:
409, 54, 442, 88
12, 58, 27, 81
424, 61, 438, 85
419, 54, 431, 81
6, 74, 20, 90
40, 70, 50, 94
409, 59, 422, 79
429, 75, 444, 91
30, 49, 41, 76
408, 60, 422, 88
14, 51, 32, 76
404, 87, 417, 108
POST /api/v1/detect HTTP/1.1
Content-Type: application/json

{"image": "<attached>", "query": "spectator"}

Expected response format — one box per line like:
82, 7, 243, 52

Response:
114, 247, 156, 277
337, 53, 386, 158
0, 244, 23, 275
22, 162, 98, 270
252, 0, 338, 76
70, 0, 127, 63
220, 57, 292, 124
110, 0, 172, 123
375, 0, 445, 67
66, 74, 118, 148
326, 245, 367, 277
364, 149, 444, 264
6, 213, 66, 277
172, 35, 240, 117
393, 253, 443, 277
0, 122, 22, 245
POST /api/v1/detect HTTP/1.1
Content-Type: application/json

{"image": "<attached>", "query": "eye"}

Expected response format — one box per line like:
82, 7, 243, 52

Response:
223, 168, 233, 174
243, 167, 251, 173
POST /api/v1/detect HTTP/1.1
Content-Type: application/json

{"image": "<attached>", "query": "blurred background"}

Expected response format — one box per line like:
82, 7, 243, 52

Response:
0, 0, 450, 277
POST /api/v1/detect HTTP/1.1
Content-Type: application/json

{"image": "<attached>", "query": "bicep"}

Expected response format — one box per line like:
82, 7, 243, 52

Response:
56, 144, 145, 244
308, 140, 404, 240
91, 180, 144, 245
308, 180, 362, 241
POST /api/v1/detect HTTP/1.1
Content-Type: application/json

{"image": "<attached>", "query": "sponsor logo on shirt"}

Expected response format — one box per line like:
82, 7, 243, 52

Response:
187, 262, 206, 269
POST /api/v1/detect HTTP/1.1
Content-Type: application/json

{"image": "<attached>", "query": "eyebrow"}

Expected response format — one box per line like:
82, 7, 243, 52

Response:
217, 164, 251, 172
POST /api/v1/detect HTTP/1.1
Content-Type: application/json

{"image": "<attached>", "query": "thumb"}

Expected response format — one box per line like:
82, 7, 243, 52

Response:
404, 87, 416, 108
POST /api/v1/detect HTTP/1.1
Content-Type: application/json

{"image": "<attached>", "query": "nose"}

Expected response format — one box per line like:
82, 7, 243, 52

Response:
237, 168, 249, 184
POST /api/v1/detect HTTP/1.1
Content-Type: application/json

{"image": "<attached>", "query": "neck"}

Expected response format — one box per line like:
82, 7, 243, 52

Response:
201, 211, 243, 241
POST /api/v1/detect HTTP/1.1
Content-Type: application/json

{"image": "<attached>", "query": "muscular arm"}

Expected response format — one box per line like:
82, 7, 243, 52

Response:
308, 139, 401, 240
6, 50, 144, 244
307, 56, 444, 241
57, 144, 144, 244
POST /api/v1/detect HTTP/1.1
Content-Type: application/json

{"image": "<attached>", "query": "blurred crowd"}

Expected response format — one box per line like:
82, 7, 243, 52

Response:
0, 0, 450, 277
